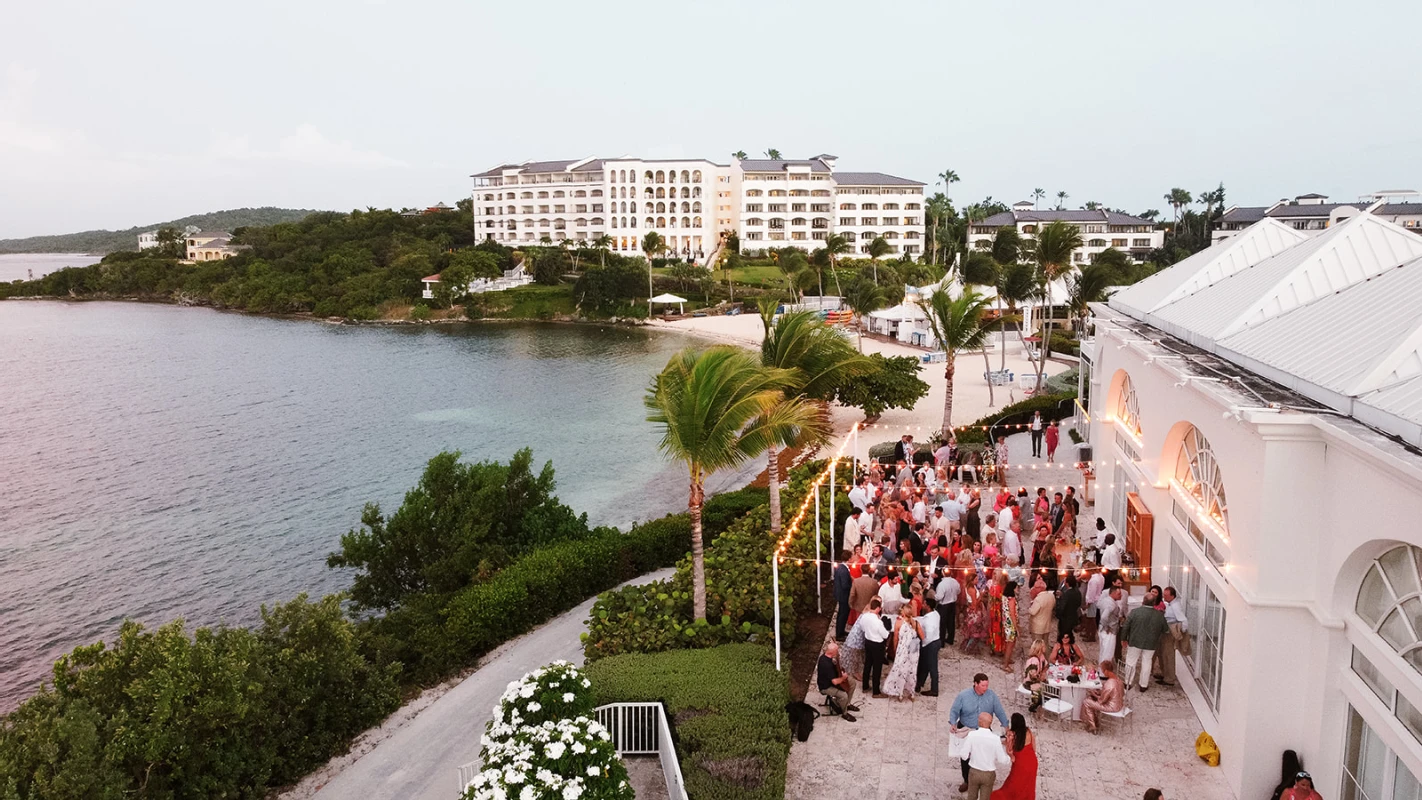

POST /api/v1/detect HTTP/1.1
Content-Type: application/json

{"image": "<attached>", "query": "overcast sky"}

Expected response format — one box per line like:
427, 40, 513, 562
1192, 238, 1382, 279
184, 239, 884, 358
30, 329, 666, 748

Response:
3, 0, 1420, 238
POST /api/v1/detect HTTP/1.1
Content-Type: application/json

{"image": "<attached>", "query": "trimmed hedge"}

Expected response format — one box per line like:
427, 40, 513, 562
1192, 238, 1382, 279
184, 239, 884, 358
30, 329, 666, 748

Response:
954, 392, 1076, 445
587, 644, 790, 800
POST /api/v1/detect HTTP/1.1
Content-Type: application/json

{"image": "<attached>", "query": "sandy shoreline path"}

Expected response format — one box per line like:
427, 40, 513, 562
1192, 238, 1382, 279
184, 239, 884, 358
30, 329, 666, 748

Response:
651, 314, 1073, 457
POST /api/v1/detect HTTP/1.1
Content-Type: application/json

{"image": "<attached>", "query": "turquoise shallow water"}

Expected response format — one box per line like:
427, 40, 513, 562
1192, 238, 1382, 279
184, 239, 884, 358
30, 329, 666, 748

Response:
0, 302, 748, 710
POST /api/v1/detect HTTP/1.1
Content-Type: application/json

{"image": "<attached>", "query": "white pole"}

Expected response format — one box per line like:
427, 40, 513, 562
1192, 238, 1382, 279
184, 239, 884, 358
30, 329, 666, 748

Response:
853, 424, 860, 478
772, 554, 782, 672
815, 485, 822, 614
829, 459, 837, 562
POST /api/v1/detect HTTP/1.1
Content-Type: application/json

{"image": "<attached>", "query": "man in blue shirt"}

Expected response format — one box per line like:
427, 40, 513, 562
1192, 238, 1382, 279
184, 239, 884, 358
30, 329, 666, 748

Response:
948, 673, 1009, 792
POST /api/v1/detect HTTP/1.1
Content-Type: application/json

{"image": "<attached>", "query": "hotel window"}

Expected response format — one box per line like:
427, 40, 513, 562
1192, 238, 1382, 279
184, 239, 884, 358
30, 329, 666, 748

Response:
791, 232, 807, 240
812, 231, 827, 240
862, 203, 878, 210
1115, 373, 1142, 438
768, 218, 785, 230
1343, 706, 1422, 800
883, 217, 899, 226
906, 203, 920, 210
1175, 425, 1228, 533
883, 203, 899, 210
745, 204, 763, 213
840, 217, 856, 226
840, 203, 857, 210
1133, 238, 1152, 247
861, 217, 878, 226
1112, 238, 1128, 247
769, 204, 787, 212
791, 203, 806, 212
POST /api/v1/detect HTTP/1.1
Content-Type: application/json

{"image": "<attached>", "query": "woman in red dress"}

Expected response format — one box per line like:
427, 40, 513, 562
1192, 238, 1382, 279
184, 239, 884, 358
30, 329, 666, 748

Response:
992, 712, 1038, 800
1044, 421, 1060, 463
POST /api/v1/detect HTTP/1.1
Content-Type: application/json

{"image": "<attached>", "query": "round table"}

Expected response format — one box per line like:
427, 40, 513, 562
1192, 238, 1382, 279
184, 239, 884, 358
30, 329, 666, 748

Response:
1046, 665, 1103, 722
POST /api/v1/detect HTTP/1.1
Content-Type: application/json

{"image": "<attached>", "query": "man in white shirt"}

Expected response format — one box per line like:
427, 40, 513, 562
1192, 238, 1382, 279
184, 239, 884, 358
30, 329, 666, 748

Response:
940, 490, 965, 531
878, 574, 906, 617
930, 507, 951, 541
847, 478, 870, 513
843, 509, 863, 552
1001, 522, 1023, 565
861, 504, 877, 540
935, 569, 961, 646
1101, 533, 1125, 570
855, 597, 890, 696
998, 501, 1015, 540
1084, 567, 1106, 642
911, 494, 928, 526
915, 597, 943, 695
1158, 586, 1190, 687
962, 712, 1011, 800
1097, 586, 1124, 664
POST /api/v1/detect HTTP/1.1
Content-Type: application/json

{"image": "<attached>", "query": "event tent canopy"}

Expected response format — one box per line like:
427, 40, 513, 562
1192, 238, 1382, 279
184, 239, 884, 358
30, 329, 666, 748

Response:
650, 293, 688, 314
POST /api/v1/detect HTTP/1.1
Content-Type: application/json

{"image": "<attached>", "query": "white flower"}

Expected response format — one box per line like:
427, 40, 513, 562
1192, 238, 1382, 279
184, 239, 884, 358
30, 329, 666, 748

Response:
527, 702, 541, 713
562, 784, 584, 800
519, 686, 535, 699
503, 768, 525, 784
545, 741, 567, 760
581, 679, 591, 688
571, 742, 587, 754
562, 692, 575, 702
586, 766, 601, 777
520, 786, 537, 800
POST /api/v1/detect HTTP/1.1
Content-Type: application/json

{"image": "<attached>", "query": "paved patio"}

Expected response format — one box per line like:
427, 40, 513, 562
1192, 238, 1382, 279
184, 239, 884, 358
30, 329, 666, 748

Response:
784, 433, 1235, 800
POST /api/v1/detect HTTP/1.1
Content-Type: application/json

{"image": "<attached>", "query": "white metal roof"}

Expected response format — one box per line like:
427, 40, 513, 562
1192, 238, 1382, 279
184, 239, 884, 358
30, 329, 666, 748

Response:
1109, 214, 1422, 444
1110, 219, 1306, 317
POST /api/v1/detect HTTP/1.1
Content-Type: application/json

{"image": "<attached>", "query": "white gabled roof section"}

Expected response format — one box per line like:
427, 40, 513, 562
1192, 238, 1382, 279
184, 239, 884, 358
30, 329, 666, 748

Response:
1110, 219, 1305, 317
1148, 214, 1422, 345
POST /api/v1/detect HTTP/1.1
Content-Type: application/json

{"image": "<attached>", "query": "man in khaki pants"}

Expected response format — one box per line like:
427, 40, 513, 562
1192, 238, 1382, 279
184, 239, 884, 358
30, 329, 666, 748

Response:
961, 712, 1010, 800
1156, 586, 1190, 687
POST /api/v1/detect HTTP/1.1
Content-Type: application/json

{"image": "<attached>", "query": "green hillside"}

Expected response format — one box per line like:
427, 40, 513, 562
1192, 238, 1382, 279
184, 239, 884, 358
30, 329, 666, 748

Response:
0, 207, 323, 254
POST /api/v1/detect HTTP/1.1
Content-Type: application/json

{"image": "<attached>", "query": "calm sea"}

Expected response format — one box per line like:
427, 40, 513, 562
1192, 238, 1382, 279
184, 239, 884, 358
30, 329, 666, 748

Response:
0, 253, 102, 282
0, 302, 748, 711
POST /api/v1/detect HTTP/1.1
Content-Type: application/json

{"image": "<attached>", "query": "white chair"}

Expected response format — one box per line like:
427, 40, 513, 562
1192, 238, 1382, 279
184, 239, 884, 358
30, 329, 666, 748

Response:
1040, 684, 1075, 727
1100, 703, 1134, 733
1014, 684, 1034, 708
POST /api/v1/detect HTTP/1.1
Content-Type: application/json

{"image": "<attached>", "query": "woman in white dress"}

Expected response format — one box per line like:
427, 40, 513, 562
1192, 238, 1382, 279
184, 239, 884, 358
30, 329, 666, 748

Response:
881, 604, 924, 701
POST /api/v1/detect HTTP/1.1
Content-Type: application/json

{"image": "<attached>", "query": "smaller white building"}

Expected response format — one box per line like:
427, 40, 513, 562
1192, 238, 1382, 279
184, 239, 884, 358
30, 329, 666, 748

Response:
421, 265, 532, 300
967, 205, 1163, 264
137, 232, 159, 250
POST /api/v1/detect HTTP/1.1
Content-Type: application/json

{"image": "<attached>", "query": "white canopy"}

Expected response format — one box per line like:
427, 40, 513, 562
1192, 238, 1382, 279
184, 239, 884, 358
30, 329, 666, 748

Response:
649, 293, 688, 304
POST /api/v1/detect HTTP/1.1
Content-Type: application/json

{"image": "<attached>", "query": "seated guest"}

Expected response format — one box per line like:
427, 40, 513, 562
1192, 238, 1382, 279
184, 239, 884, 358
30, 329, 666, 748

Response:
1279, 772, 1323, 800
816, 642, 860, 722
1021, 639, 1048, 711
1049, 631, 1087, 667
1081, 660, 1124, 733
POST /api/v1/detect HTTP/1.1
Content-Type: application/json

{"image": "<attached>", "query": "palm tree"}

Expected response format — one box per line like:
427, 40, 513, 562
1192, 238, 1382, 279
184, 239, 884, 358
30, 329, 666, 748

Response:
926, 194, 953, 266
1065, 262, 1115, 334
822, 233, 850, 297
917, 288, 994, 433
1164, 188, 1193, 228
642, 231, 665, 306
732, 150, 748, 160
765, 148, 783, 160
1031, 220, 1083, 392
758, 311, 868, 532
591, 234, 613, 268
842, 277, 887, 352
1032, 188, 1046, 209
938, 169, 960, 202
959, 252, 1000, 407
996, 261, 1040, 371
867, 236, 891, 283
645, 346, 819, 620
1055, 191, 1069, 210
1083, 201, 1101, 211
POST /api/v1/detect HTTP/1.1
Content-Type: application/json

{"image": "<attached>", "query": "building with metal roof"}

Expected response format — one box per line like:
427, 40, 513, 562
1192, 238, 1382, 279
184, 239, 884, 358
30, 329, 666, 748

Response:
966, 207, 1165, 266
1212, 192, 1422, 243
1080, 212, 1422, 800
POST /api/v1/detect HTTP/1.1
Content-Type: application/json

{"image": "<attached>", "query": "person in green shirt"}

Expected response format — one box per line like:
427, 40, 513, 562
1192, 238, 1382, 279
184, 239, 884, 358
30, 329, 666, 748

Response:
1121, 587, 1169, 691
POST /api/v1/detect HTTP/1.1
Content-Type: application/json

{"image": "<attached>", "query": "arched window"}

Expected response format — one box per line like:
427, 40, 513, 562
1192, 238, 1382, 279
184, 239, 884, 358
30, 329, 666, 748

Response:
591, 218, 603, 226
682, 216, 690, 228
631, 202, 638, 213
692, 170, 702, 182
656, 170, 665, 183
656, 202, 666, 213
574, 190, 586, 197
644, 171, 654, 182
521, 192, 533, 199
1089, 238, 1107, 247
843, 232, 857, 242
681, 187, 690, 199
693, 187, 702, 198
644, 188, 654, 199
1175, 426, 1228, 532
575, 218, 587, 227
681, 202, 690, 213
538, 191, 549, 199
611, 217, 618, 229
693, 216, 702, 227
747, 189, 763, 197
1116, 374, 1142, 438
657, 217, 667, 227
692, 202, 701, 213
554, 190, 565, 198
619, 170, 626, 182
680, 170, 689, 182
1358, 545, 1422, 675
645, 217, 654, 228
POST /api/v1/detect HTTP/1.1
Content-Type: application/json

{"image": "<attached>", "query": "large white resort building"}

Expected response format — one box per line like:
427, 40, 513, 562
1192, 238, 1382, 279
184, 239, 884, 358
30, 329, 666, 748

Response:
469, 154, 925, 262
1083, 212, 1422, 800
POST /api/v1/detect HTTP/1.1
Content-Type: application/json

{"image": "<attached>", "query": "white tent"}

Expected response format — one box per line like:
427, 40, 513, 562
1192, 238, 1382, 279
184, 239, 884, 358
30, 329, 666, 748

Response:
649, 293, 688, 314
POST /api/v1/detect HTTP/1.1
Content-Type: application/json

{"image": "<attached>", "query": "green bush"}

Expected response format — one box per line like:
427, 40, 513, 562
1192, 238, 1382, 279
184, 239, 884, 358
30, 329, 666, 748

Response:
1046, 366, 1079, 395
954, 392, 1077, 445
587, 644, 790, 800
1049, 331, 1080, 357
0, 594, 400, 799
409, 303, 431, 321
865, 440, 934, 466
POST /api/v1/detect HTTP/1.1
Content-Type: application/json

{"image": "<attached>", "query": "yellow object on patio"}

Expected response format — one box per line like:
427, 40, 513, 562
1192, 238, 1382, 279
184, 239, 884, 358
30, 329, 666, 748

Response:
1195, 732, 1221, 766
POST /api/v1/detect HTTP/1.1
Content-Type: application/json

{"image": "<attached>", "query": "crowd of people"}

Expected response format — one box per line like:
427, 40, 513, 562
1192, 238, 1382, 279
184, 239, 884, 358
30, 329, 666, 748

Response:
815, 432, 1194, 797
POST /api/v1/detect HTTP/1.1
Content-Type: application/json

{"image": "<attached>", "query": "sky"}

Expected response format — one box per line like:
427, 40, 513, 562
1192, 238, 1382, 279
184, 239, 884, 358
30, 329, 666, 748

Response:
3, 0, 1421, 239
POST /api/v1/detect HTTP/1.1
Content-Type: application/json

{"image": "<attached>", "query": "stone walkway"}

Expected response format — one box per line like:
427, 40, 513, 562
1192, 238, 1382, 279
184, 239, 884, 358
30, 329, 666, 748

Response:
785, 437, 1234, 800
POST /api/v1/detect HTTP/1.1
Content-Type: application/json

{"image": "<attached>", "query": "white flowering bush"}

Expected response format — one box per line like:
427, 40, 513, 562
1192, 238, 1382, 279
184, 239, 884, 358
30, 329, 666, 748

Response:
464, 662, 632, 800
464, 717, 632, 800
482, 661, 595, 749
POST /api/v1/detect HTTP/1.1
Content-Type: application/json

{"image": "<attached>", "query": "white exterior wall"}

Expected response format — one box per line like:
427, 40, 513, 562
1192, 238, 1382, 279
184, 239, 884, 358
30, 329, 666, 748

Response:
1088, 312, 1422, 800
736, 165, 835, 251
835, 185, 926, 257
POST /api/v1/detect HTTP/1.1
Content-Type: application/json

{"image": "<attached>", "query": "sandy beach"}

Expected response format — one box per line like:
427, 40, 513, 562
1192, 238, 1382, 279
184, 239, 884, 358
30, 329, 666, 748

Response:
650, 313, 1074, 457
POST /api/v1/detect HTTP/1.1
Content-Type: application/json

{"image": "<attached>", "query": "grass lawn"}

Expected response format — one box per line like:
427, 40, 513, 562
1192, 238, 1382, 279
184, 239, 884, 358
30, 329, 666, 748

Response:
478, 283, 576, 319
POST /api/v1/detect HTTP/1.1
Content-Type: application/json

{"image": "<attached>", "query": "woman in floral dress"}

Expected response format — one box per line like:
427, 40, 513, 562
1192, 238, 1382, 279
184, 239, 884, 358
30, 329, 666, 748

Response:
961, 586, 988, 654
987, 574, 1006, 655
882, 605, 924, 701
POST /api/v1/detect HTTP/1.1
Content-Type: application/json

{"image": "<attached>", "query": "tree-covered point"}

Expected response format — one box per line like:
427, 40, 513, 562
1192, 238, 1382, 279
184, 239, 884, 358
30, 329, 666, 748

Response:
0, 203, 511, 318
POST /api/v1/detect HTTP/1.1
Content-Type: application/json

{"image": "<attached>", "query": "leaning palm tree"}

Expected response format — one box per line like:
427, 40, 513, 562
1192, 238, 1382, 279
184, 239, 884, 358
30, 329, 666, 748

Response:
841, 277, 887, 352
759, 311, 868, 532
997, 261, 1040, 372
866, 236, 892, 283
1031, 220, 1083, 392
822, 233, 850, 297
917, 288, 994, 434
646, 346, 819, 620
642, 231, 665, 306
959, 252, 1000, 407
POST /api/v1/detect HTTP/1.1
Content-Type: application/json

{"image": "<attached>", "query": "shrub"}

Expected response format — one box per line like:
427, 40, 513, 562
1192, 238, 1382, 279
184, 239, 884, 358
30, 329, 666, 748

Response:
954, 392, 1077, 445
1049, 331, 1080, 357
410, 303, 431, 321
1046, 366, 1079, 395
586, 644, 790, 800
482, 662, 595, 747
347, 305, 380, 321
866, 440, 934, 466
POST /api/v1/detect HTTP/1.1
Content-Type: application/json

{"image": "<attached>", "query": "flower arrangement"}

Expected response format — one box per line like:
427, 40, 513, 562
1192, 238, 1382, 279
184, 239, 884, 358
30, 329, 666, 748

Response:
465, 662, 633, 800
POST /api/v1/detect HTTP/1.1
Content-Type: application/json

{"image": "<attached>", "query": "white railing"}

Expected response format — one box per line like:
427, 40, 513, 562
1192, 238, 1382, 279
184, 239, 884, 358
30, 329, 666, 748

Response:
453, 703, 687, 800
595, 702, 688, 800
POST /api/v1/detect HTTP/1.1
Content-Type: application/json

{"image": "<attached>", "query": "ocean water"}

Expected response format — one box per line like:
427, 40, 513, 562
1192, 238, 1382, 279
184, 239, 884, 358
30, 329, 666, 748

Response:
0, 302, 747, 710
0, 253, 102, 282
